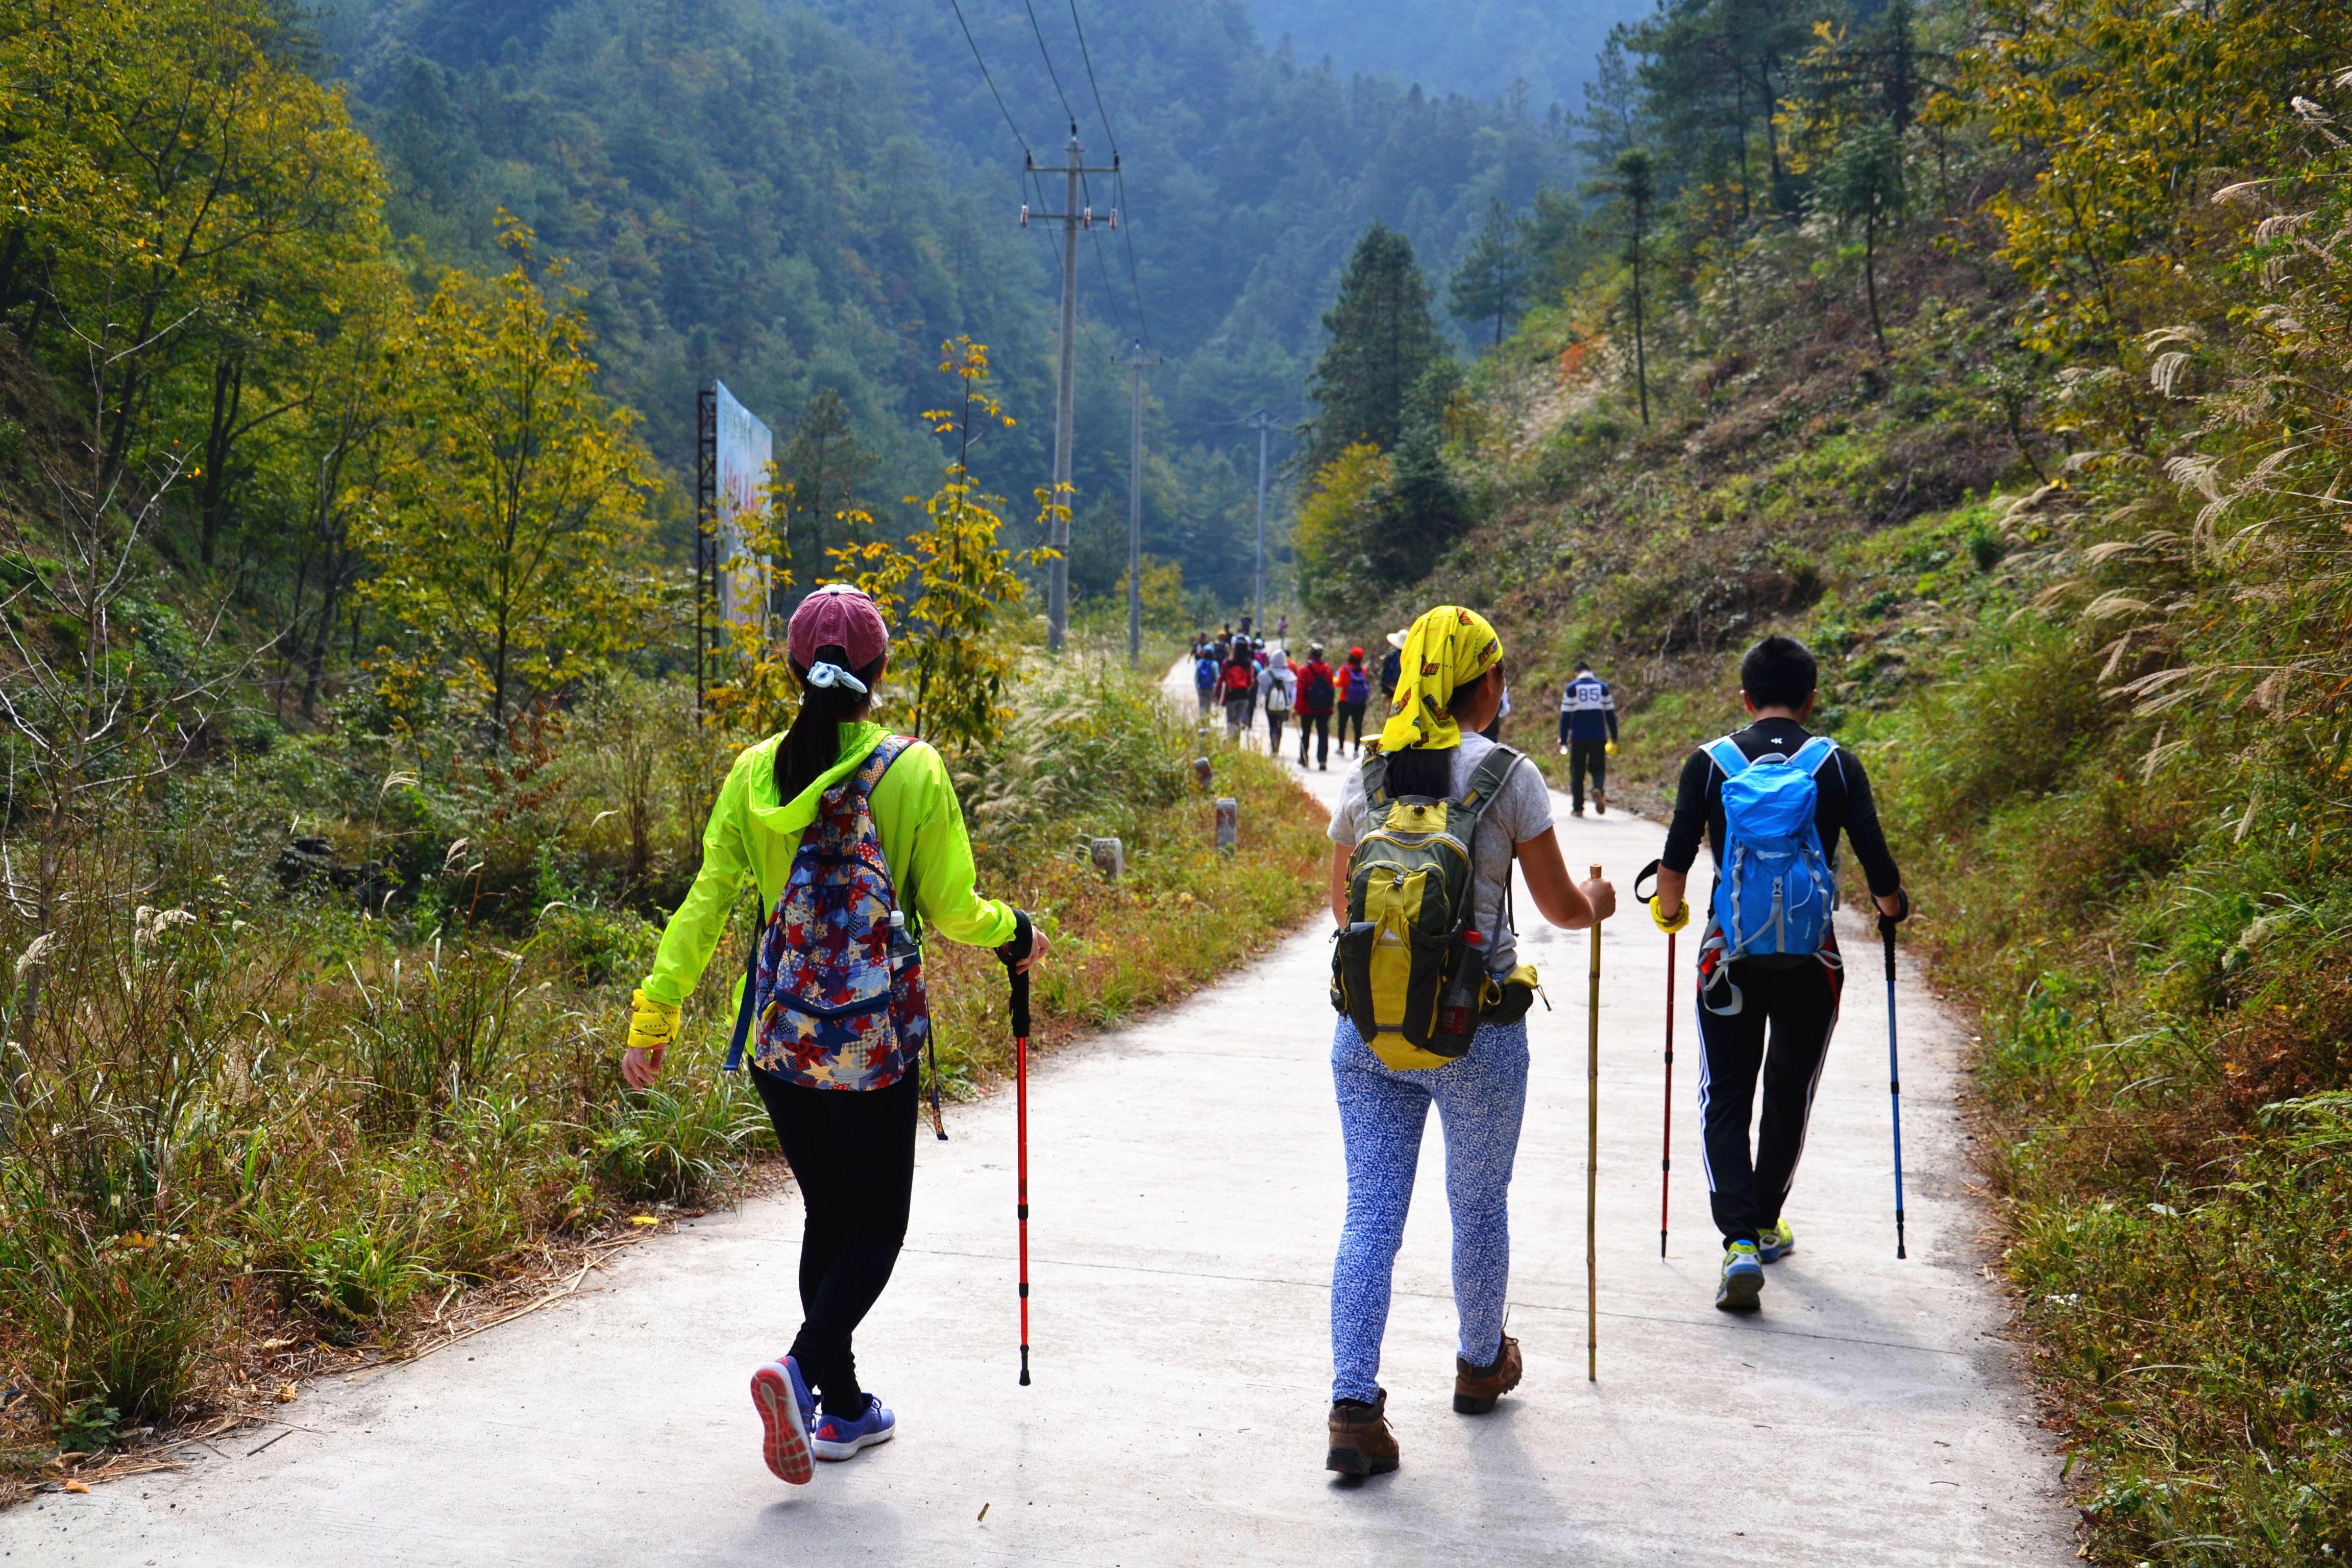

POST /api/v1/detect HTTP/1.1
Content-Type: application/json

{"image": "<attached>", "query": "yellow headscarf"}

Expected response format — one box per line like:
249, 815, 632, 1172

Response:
1376, 605, 1503, 753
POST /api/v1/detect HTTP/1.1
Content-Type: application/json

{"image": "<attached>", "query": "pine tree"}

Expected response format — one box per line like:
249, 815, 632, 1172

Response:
1448, 201, 1532, 348
1303, 222, 1444, 478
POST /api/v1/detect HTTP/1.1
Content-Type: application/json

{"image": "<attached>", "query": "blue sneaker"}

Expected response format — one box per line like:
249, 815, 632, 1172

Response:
812, 1394, 897, 1461
1716, 1241, 1764, 1311
750, 1356, 815, 1484
1758, 1218, 1796, 1264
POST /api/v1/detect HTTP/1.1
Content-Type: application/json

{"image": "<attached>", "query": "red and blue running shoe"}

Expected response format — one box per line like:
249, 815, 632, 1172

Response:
750, 1356, 815, 1484
812, 1394, 897, 1461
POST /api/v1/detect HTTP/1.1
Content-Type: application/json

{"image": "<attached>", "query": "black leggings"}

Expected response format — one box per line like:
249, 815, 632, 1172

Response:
1297, 710, 1330, 765
1695, 950, 1844, 1248
1335, 701, 1365, 750
750, 1067, 918, 1415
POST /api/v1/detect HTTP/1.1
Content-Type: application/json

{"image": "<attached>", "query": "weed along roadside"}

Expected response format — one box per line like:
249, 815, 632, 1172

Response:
0, 650, 1324, 1505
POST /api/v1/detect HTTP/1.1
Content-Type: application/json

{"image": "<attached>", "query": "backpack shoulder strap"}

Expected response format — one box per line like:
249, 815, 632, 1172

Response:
1703, 735, 1750, 779
1456, 743, 1524, 818
1791, 734, 1839, 777
1360, 750, 1391, 811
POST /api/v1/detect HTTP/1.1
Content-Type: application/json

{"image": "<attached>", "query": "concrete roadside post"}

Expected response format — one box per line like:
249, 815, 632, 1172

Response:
1089, 837, 1124, 880
1215, 798, 1237, 855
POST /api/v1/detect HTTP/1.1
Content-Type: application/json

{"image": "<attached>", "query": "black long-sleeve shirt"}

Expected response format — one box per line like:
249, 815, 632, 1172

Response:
1660, 719, 1902, 954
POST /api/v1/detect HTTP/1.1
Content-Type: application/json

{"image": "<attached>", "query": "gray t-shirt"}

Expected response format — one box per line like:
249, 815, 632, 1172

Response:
1328, 736, 1555, 975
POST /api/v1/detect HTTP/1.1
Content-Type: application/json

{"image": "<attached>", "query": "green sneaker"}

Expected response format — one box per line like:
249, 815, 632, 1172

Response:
1716, 1241, 1763, 1311
1757, 1218, 1796, 1264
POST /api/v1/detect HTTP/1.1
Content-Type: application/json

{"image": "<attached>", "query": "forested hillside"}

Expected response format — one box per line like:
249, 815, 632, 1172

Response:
1280, 0, 2352, 1560
1246, 0, 1650, 119
310, 0, 1580, 606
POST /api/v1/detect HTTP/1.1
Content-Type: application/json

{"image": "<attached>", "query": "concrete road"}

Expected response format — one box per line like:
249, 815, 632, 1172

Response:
3, 684, 2074, 1565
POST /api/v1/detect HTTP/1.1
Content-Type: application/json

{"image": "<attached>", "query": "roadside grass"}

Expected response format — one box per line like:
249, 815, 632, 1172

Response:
0, 657, 1322, 1500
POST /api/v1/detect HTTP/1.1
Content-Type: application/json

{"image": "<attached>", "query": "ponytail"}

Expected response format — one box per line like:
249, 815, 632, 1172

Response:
775, 644, 888, 802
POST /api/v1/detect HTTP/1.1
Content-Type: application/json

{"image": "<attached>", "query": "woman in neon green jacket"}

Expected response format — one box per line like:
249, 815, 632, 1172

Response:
622, 584, 1047, 1486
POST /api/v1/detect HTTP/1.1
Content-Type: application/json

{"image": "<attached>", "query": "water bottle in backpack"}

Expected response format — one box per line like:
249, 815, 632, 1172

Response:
1706, 733, 1841, 987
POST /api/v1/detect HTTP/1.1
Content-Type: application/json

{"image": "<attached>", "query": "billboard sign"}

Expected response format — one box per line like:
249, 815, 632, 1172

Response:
713, 380, 773, 633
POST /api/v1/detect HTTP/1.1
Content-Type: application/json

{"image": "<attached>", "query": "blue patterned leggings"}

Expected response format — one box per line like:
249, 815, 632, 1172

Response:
1329, 1015, 1529, 1404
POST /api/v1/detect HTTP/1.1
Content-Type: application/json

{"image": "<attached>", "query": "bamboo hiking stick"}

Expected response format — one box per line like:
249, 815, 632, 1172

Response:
1587, 862, 1602, 1383
1660, 926, 1676, 1259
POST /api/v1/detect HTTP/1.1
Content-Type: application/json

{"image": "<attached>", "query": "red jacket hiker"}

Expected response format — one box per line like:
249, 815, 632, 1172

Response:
1296, 657, 1337, 716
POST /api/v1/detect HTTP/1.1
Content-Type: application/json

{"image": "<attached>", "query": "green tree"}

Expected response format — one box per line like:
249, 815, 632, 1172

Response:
1819, 122, 1907, 358
829, 339, 1038, 752
1593, 148, 1658, 424
769, 386, 875, 609
1448, 201, 1533, 349
1302, 222, 1444, 478
359, 220, 661, 732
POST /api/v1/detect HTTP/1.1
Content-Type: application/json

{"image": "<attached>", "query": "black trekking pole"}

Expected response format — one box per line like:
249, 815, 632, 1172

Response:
998, 916, 1037, 1383
1879, 891, 1910, 1260
1586, 863, 1602, 1384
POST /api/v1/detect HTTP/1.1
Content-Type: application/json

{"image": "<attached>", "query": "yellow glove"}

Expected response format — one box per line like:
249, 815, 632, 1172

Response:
627, 989, 681, 1053
1649, 896, 1690, 935
1605, 740, 1619, 757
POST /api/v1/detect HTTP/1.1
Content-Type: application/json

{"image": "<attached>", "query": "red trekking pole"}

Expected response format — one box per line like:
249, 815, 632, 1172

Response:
999, 918, 1037, 1385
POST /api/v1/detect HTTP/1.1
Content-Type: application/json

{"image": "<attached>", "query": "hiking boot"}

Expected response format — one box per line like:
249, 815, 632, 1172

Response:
1594, 790, 1607, 816
1326, 1390, 1400, 1476
750, 1356, 815, 1484
1757, 1217, 1797, 1264
1572, 805, 1585, 817
1716, 1241, 1764, 1312
1453, 1333, 1523, 1414
812, 1393, 896, 1460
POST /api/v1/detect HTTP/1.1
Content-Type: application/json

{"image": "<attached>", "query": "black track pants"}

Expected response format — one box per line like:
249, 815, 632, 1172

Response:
1335, 702, 1365, 751
1298, 711, 1330, 766
1695, 951, 1844, 1248
750, 1067, 918, 1415
1569, 739, 1608, 810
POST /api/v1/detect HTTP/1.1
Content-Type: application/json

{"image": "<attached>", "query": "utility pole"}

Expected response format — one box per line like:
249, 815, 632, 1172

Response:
1021, 129, 1119, 651
1114, 341, 1161, 667
1245, 409, 1275, 639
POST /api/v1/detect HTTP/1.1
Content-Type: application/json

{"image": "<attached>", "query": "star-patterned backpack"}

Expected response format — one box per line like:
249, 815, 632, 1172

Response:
733, 736, 929, 1091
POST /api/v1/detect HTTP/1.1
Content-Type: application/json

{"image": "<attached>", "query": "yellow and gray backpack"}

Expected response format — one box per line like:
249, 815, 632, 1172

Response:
1331, 745, 1529, 1070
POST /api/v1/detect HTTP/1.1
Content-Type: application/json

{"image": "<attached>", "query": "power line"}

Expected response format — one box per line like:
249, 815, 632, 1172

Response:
1113, 165, 1150, 348
949, 0, 1032, 160
1019, 0, 1079, 134
1067, 0, 1119, 155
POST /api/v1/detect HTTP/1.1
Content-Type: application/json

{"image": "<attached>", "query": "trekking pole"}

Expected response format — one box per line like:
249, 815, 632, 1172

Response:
1880, 891, 1910, 1261
1634, 859, 1674, 1259
999, 920, 1037, 1384
1586, 862, 1602, 1383
1661, 926, 1675, 1258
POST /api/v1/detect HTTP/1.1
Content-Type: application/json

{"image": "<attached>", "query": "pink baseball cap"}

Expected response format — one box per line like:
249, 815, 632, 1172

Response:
787, 583, 890, 672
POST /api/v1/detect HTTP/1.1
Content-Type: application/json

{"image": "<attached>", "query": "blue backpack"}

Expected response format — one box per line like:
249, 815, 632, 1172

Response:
1195, 654, 1217, 689
1706, 733, 1840, 967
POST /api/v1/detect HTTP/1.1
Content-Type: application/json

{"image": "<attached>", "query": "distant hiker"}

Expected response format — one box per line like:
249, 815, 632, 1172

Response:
622, 583, 1049, 1485
1222, 644, 1257, 740
1239, 613, 1254, 640
1193, 643, 1219, 717
1646, 634, 1905, 1315
1278, 612, 1290, 642
1558, 660, 1619, 816
1377, 628, 1406, 702
1296, 643, 1337, 770
1335, 648, 1370, 757
1322, 605, 1615, 1477
1260, 648, 1297, 755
